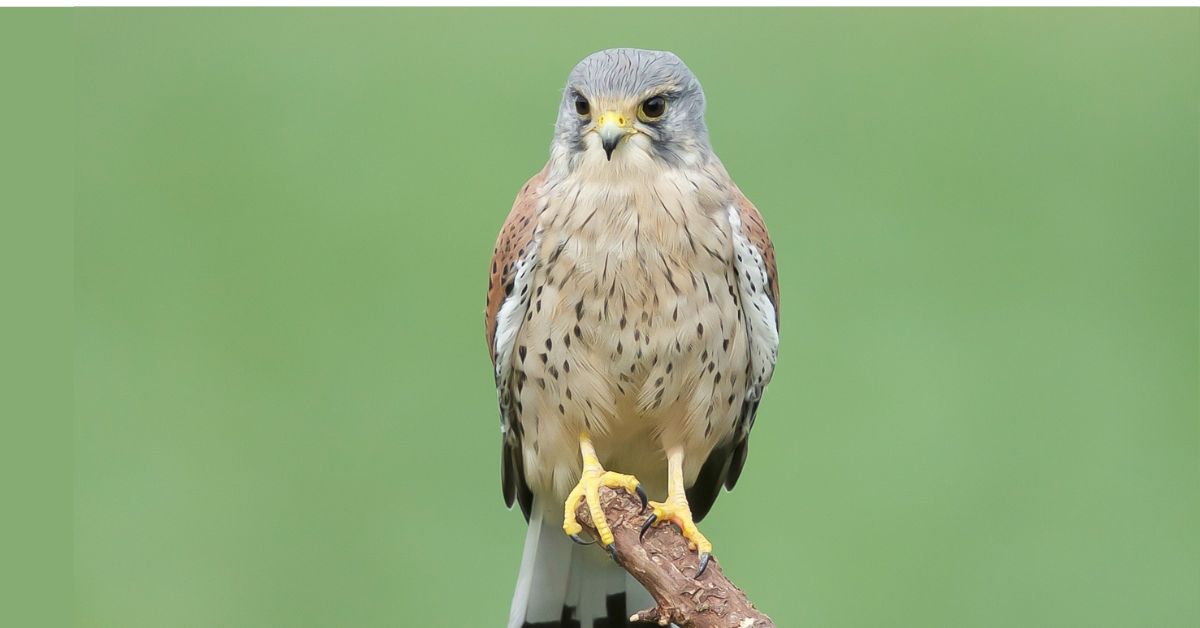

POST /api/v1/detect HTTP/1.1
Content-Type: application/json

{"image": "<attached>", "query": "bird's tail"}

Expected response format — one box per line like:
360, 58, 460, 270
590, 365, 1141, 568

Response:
508, 497, 654, 628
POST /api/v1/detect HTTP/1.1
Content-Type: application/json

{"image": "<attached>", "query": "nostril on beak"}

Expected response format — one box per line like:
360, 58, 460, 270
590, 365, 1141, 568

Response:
596, 111, 630, 160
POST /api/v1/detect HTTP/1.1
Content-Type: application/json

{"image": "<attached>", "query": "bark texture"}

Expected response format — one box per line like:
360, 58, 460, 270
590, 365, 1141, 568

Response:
575, 487, 776, 628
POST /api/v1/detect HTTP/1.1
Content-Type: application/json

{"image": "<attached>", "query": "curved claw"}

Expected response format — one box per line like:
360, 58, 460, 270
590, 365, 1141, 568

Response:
635, 485, 648, 511
639, 513, 657, 541
569, 533, 594, 546
696, 552, 711, 578
606, 543, 619, 563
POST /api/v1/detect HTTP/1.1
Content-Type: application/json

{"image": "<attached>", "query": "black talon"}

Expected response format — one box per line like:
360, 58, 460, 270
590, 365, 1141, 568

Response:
696, 552, 711, 578
635, 485, 648, 511
570, 533, 593, 546
606, 543, 619, 563
639, 513, 657, 541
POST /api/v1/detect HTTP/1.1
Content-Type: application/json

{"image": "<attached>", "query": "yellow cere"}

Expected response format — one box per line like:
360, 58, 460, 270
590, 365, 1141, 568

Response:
596, 111, 629, 128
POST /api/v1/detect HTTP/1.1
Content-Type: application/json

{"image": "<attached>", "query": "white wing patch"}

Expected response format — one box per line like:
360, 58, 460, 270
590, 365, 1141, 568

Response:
495, 228, 542, 436
728, 205, 779, 404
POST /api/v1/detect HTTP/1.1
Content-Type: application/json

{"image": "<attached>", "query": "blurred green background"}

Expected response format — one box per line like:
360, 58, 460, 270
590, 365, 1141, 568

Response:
74, 9, 1198, 628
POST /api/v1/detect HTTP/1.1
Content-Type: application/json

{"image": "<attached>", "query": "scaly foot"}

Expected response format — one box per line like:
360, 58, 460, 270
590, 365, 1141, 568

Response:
562, 434, 647, 559
640, 446, 714, 577
641, 494, 713, 577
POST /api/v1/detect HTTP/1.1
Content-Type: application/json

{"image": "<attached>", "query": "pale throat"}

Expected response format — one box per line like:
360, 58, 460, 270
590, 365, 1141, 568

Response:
537, 157, 732, 292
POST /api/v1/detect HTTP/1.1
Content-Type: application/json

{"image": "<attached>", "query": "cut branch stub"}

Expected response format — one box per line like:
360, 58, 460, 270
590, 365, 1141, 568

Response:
574, 486, 776, 628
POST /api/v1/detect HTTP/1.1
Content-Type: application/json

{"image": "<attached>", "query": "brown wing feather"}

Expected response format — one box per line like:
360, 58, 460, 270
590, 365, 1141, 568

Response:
485, 166, 547, 363
486, 165, 547, 519
733, 189, 780, 324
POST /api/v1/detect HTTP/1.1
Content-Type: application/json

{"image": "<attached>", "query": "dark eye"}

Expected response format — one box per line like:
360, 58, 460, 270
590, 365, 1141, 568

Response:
639, 95, 667, 121
574, 96, 590, 117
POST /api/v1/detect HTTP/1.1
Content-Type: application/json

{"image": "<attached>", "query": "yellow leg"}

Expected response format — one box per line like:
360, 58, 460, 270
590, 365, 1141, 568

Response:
562, 434, 647, 554
642, 446, 714, 577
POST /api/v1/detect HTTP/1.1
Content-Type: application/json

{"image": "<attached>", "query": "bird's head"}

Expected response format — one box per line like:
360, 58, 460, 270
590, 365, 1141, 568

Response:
552, 48, 711, 170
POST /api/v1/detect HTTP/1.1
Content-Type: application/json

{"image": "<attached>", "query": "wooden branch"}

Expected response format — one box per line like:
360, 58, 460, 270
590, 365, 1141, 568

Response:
575, 486, 776, 628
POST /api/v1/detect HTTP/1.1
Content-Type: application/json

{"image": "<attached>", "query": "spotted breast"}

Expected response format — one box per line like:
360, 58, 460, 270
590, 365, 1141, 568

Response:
503, 159, 753, 504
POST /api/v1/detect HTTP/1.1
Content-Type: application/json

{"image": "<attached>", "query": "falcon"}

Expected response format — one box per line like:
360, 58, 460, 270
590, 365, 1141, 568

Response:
486, 48, 780, 628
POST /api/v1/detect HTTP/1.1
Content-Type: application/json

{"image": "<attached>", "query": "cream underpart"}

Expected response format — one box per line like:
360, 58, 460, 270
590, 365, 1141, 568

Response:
511, 137, 753, 503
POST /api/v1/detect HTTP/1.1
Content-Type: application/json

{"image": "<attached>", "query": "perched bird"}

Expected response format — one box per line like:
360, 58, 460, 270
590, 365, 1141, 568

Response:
485, 48, 780, 628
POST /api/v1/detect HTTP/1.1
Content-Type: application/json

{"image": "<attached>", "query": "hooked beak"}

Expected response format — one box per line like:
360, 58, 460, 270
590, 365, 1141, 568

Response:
595, 111, 632, 160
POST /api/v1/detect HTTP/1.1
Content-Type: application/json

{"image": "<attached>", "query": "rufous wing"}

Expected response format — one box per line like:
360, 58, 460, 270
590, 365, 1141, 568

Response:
485, 166, 547, 519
